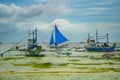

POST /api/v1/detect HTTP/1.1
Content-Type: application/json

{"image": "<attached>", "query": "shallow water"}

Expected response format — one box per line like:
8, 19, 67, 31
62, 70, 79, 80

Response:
0, 43, 120, 80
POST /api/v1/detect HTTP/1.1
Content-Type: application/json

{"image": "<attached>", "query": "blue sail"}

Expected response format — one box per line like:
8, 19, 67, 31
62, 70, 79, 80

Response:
49, 30, 54, 45
55, 25, 68, 45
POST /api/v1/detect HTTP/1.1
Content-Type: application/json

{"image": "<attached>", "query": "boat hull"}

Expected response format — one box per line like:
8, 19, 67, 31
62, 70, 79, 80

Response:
26, 46, 42, 56
86, 47, 115, 52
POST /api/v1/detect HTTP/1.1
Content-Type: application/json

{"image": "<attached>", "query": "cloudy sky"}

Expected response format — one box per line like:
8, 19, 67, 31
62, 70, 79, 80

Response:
0, 0, 120, 43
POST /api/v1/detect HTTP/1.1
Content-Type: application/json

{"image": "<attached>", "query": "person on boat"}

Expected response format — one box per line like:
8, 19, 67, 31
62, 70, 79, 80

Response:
104, 43, 109, 47
102, 43, 109, 47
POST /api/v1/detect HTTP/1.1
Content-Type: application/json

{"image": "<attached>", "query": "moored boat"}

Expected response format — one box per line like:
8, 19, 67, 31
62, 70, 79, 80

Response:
0, 28, 42, 57
25, 28, 42, 56
86, 30, 116, 52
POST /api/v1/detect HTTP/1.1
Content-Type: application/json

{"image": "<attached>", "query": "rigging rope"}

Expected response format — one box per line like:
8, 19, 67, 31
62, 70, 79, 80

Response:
0, 33, 30, 57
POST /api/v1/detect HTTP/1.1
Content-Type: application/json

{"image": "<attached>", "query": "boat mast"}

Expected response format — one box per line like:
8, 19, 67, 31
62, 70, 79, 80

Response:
32, 30, 34, 48
96, 30, 98, 47
35, 28, 38, 47
54, 24, 57, 47
28, 28, 38, 49
88, 33, 90, 39
106, 33, 109, 45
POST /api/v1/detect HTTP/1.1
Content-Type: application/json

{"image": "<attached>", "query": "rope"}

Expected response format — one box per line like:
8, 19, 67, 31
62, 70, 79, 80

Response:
0, 34, 30, 57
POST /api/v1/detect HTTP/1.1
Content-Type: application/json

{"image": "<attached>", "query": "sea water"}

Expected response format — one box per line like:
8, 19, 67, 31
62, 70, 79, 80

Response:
0, 43, 120, 80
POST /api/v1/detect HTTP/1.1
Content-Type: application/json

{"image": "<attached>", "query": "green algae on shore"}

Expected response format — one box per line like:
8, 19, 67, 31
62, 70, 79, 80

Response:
13, 62, 52, 68
69, 59, 80, 62
89, 56, 120, 61
71, 62, 120, 65
2, 57, 25, 61
13, 62, 69, 68
72, 67, 120, 73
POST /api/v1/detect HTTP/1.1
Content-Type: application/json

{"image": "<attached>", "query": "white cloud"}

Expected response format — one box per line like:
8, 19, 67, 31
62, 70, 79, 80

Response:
0, 0, 120, 42
0, 3, 72, 26
0, 2, 74, 36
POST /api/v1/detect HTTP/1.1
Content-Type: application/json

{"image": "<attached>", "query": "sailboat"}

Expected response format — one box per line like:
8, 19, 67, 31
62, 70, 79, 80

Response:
86, 30, 116, 52
49, 25, 71, 56
49, 25, 68, 48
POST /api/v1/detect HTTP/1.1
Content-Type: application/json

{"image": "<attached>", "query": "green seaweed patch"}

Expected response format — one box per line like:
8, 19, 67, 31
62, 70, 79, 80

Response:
95, 68, 120, 72
73, 67, 120, 73
9, 71, 15, 74
108, 57, 120, 61
13, 63, 28, 66
71, 62, 117, 65
26, 54, 45, 57
58, 63, 68, 66
32, 62, 52, 68
52, 63, 68, 67
13, 62, 52, 68
72, 67, 108, 73
69, 59, 80, 62
108, 68, 120, 72
89, 68, 110, 73
3, 57, 24, 61
81, 55, 89, 58
72, 63, 101, 65
89, 56, 104, 60
69, 55, 89, 58
0, 63, 3, 65
72, 67, 88, 69
90, 56, 120, 61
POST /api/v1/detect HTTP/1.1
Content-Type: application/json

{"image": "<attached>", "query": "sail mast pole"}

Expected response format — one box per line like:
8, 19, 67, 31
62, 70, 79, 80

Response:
55, 24, 57, 47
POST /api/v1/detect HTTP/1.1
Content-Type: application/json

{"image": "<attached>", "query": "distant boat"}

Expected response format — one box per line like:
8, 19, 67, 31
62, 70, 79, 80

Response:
86, 30, 116, 52
49, 25, 68, 47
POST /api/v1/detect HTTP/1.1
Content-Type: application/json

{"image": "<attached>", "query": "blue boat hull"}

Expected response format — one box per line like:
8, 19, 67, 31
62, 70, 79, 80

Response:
86, 47, 115, 52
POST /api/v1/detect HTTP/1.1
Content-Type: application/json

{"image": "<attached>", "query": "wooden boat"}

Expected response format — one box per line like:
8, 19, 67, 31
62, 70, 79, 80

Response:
0, 28, 42, 57
86, 30, 116, 52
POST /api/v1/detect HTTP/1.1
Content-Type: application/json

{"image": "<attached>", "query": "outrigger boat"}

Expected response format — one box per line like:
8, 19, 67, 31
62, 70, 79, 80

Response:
86, 30, 116, 52
25, 28, 42, 56
0, 28, 42, 57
